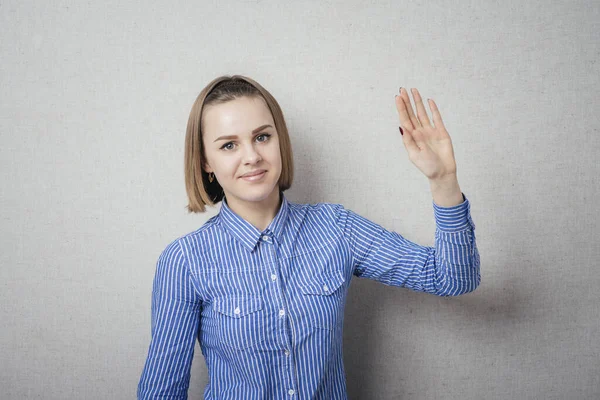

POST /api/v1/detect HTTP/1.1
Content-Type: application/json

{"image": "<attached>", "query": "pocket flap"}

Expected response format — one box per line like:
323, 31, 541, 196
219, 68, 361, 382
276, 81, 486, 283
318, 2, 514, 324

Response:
213, 296, 263, 318
299, 270, 346, 295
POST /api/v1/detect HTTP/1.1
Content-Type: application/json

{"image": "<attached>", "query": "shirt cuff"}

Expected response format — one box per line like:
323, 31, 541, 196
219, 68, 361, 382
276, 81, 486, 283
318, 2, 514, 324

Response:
432, 192, 475, 232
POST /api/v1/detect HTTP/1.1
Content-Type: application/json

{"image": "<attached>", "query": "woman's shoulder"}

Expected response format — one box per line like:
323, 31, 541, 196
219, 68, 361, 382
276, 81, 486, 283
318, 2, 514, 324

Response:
287, 198, 349, 222
158, 214, 221, 254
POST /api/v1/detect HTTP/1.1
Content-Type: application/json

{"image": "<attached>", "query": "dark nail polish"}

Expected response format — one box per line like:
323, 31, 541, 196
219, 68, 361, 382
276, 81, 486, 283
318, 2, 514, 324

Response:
399, 126, 404, 135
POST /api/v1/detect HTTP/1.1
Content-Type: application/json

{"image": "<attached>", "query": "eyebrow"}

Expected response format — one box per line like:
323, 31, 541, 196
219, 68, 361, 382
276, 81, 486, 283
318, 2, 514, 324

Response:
213, 124, 273, 142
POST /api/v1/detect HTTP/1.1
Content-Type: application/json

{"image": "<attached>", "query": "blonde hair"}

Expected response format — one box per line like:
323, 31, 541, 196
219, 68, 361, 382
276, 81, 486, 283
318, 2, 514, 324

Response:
184, 75, 294, 213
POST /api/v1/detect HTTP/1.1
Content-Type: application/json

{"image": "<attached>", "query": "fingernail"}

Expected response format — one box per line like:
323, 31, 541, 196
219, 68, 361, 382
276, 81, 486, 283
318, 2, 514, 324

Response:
399, 87, 403, 94
399, 126, 404, 135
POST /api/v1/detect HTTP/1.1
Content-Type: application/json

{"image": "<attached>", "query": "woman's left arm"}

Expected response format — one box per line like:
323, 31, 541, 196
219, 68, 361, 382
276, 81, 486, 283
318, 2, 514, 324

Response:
330, 87, 480, 296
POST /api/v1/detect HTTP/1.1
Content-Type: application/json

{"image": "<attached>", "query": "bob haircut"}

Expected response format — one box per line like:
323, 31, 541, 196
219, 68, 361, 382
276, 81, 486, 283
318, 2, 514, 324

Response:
184, 75, 294, 213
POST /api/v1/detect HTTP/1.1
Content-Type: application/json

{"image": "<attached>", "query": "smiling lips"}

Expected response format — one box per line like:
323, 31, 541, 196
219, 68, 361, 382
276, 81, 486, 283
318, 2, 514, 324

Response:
240, 170, 266, 181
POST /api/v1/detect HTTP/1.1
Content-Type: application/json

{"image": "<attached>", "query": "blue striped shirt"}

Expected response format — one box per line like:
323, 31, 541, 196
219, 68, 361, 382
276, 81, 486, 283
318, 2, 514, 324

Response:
137, 192, 480, 399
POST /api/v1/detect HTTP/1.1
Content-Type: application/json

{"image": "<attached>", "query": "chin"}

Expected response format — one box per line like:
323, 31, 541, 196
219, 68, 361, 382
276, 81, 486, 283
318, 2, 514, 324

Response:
231, 183, 279, 203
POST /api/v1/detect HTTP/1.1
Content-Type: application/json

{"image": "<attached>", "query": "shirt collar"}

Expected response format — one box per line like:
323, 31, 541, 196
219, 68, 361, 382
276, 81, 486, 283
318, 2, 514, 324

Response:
218, 191, 290, 253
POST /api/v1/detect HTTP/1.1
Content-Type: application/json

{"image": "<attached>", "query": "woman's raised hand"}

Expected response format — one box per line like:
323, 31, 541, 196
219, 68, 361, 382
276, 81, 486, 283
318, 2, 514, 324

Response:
394, 88, 457, 182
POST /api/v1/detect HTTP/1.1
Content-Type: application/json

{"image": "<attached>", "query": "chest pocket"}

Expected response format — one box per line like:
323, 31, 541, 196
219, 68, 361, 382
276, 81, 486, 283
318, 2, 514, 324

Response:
298, 270, 347, 330
213, 296, 267, 351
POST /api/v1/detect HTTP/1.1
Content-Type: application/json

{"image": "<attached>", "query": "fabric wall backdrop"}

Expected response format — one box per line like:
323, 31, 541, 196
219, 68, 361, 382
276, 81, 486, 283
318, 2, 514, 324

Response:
1, 0, 598, 398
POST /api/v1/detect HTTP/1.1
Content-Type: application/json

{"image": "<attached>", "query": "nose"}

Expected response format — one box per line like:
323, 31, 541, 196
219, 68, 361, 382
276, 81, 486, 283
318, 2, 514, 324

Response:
242, 143, 262, 165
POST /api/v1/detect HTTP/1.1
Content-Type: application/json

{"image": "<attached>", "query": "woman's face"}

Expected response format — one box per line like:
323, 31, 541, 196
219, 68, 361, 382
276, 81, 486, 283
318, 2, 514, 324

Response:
201, 95, 282, 210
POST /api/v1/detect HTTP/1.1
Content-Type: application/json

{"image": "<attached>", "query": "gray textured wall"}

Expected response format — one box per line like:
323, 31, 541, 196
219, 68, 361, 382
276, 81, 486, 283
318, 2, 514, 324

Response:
1, 0, 599, 399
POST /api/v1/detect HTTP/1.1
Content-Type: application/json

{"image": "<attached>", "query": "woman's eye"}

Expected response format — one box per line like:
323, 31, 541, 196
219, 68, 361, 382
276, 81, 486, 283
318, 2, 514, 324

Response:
256, 133, 271, 142
220, 134, 270, 150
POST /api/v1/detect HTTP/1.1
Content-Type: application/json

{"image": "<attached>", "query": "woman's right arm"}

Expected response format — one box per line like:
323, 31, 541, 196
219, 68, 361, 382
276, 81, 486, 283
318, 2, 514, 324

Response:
137, 239, 201, 399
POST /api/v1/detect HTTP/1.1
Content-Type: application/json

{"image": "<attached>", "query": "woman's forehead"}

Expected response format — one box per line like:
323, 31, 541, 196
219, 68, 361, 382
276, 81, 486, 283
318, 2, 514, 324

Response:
202, 97, 274, 137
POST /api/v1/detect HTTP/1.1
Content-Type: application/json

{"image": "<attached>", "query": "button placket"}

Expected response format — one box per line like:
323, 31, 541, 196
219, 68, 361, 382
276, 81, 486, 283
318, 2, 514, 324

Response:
261, 231, 298, 394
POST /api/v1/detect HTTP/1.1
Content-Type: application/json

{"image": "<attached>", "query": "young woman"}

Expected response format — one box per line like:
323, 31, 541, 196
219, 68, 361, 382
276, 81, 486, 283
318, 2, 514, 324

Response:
137, 76, 480, 399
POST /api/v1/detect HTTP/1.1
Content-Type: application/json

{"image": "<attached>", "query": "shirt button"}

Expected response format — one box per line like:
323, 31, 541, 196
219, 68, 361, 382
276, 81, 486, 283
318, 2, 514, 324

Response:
271, 274, 277, 281
288, 389, 295, 396
279, 309, 285, 317
284, 349, 290, 356
262, 235, 269, 241
234, 307, 240, 315
323, 285, 329, 292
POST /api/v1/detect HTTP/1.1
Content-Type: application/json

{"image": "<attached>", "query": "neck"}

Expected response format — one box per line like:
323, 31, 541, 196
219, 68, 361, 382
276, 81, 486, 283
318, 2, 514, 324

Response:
225, 189, 282, 232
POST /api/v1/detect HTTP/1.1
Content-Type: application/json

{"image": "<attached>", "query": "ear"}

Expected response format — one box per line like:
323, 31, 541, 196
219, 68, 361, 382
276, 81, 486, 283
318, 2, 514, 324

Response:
202, 161, 213, 174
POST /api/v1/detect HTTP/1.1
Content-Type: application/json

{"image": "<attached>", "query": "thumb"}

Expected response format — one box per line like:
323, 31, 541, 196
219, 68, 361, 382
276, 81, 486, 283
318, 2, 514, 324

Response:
400, 126, 420, 155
